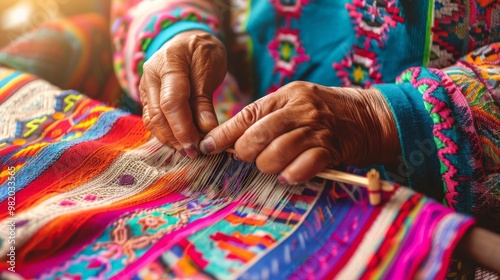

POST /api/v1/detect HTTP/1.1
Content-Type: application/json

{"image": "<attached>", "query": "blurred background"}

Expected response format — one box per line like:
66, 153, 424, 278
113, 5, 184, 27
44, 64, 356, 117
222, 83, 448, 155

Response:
0, 0, 109, 48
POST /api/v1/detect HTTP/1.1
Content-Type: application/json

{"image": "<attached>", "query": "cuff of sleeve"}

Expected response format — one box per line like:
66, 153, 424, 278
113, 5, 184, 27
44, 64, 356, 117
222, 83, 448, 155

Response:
145, 21, 217, 61
374, 83, 443, 199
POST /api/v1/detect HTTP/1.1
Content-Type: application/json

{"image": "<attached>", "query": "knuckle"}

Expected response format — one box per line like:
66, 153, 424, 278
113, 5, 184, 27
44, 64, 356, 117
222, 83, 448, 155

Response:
142, 117, 152, 130
234, 139, 257, 163
148, 109, 166, 127
190, 94, 211, 105
238, 103, 260, 125
257, 157, 284, 175
219, 126, 234, 143
305, 82, 321, 93
190, 32, 221, 48
305, 106, 322, 121
283, 81, 314, 93
284, 81, 304, 90
283, 81, 322, 100
236, 151, 253, 163
159, 96, 180, 113
170, 123, 193, 142
267, 141, 287, 160
301, 100, 328, 122
256, 160, 275, 174
214, 123, 241, 151
247, 126, 271, 146
190, 32, 213, 43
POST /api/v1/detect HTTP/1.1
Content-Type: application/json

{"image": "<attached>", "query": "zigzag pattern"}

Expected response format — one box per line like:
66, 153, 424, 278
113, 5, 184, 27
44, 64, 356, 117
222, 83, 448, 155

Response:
398, 68, 460, 205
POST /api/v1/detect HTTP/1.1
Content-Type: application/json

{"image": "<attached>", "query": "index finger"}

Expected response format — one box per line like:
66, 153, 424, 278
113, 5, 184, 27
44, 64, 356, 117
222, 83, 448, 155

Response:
159, 63, 201, 157
199, 96, 279, 155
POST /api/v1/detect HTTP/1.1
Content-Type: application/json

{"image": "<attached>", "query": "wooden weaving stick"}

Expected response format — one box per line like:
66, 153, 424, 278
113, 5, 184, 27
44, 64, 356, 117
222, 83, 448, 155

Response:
225, 149, 395, 194
317, 169, 394, 192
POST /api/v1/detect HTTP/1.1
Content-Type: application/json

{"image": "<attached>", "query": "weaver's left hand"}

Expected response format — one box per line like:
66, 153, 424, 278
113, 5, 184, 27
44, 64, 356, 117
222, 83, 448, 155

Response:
199, 81, 401, 184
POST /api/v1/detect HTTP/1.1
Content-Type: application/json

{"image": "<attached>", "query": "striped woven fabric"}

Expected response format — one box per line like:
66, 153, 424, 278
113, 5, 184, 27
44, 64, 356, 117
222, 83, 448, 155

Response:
0, 67, 474, 279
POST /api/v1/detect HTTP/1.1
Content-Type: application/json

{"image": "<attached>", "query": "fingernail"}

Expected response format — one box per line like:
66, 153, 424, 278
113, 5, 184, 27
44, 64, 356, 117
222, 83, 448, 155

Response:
184, 144, 199, 158
200, 137, 215, 155
277, 175, 289, 185
233, 153, 240, 161
178, 149, 187, 157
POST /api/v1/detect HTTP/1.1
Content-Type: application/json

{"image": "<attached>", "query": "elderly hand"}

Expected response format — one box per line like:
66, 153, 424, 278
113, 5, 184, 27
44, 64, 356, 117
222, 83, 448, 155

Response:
139, 30, 227, 158
199, 82, 401, 184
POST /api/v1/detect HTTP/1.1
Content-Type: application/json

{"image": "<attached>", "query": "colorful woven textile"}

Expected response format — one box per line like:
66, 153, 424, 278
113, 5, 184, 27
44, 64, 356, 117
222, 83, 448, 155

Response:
0, 68, 474, 278
0, 0, 498, 278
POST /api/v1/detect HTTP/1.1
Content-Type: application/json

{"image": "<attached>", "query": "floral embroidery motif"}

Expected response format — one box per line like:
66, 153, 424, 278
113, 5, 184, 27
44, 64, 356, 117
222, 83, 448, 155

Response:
348, 0, 404, 48
334, 47, 382, 88
270, 0, 310, 18
334, 0, 404, 88
93, 211, 191, 264
138, 215, 167, 231
268, 28, 310, 78
268, 0, 310, 90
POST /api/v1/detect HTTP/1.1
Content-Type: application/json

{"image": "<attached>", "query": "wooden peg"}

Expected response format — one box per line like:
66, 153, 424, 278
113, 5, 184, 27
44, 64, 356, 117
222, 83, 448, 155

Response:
367, 169, 382, 206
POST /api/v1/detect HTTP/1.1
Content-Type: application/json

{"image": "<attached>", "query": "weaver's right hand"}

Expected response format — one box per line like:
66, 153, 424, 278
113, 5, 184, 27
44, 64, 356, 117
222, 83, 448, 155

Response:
139, 30, 227, 158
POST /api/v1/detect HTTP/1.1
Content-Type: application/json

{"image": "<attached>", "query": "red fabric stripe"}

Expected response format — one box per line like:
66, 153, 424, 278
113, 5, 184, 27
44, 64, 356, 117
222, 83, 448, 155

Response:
358, 194, 421, 279
0, 75, 36, 103
0, 116, 145, 218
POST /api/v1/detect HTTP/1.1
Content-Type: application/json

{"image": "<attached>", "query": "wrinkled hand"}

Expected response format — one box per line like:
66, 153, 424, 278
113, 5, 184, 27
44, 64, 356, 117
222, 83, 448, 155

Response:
199, 82, 401, 184
140, 30, 227, 157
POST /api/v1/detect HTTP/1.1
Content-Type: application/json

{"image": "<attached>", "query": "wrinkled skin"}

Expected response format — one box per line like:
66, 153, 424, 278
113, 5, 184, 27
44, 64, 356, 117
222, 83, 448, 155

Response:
139, 30, 400, 184
140, 30, 227, 158
199, 82, 401, 184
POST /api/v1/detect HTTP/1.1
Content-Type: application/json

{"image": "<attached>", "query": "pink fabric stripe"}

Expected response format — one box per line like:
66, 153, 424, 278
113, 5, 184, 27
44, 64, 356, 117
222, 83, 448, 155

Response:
383, 202, 448, 278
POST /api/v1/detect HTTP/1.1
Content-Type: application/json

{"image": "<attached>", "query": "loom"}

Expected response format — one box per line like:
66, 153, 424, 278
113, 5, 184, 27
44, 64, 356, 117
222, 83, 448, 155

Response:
0, 68, 497, 279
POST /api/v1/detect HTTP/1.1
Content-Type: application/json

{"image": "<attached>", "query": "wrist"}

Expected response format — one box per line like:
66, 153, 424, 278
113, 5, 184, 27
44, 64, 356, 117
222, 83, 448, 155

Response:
345, 87, 401, 165
363, 88, 401, 164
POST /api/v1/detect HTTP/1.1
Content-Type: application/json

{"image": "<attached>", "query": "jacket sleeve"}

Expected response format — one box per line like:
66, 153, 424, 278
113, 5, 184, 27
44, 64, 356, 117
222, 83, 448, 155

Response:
110, 0, 223, 102
374, 43, 500, 231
